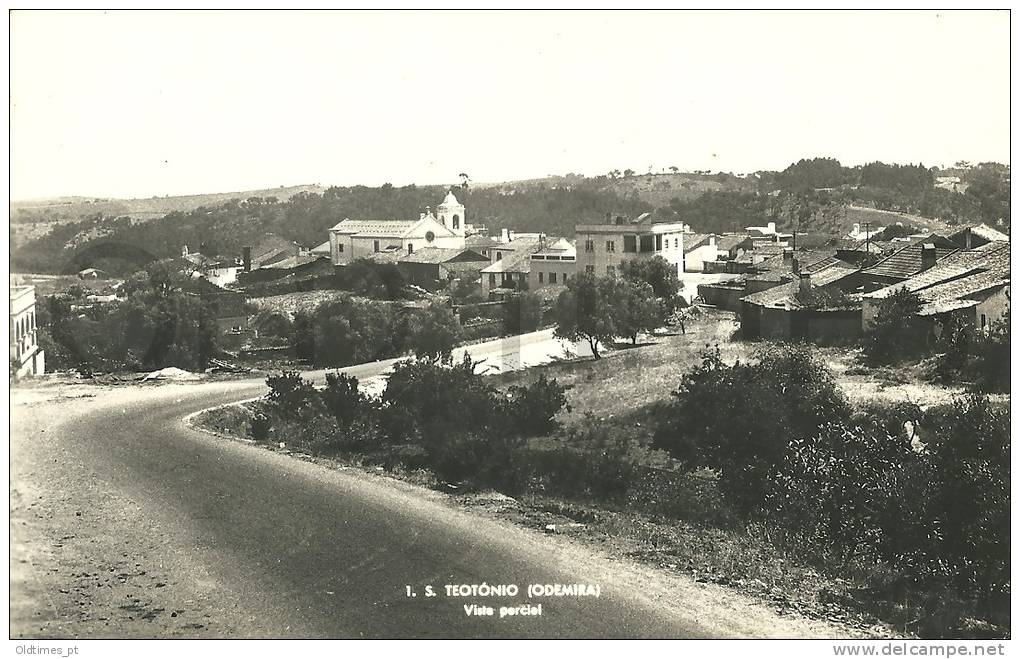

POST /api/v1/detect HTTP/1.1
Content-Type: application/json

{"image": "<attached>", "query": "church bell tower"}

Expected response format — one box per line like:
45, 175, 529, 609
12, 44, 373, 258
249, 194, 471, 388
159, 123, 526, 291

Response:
436, 190, 466, 238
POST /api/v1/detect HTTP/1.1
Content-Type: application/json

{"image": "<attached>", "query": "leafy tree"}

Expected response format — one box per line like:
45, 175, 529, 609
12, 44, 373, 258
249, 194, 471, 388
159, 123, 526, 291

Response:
403, 301, 463, 362
619, 255, 682, 300
553, 273, 617, 359
610, 278, 662, 344
864, 288, 928, 365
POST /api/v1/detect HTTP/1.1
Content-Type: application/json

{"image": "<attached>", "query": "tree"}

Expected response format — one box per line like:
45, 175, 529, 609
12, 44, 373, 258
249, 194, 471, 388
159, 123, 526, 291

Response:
864, 288, 927, 365
610, 278, 661, 344
553, 273, 617, 359
619, 255, 682, 301
623, 169, 635, 178
669, 166, 679, 174
404, 302, 463, 362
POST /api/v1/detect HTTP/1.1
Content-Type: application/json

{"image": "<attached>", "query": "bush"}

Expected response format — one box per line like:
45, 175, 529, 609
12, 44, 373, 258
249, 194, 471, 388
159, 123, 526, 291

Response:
764, 395, 1009, 632
533, 414, 642, 502
265, 371, 318, 420
322, 371, 371, 426
653, 345, 852, 513
504, 374, 568, 437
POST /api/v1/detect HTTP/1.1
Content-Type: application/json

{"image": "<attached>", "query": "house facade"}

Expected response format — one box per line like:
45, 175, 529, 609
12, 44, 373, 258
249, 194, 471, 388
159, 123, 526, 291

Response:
10, 285, 45, 377
574, 214, 686, 278
328, 191, 472, 266
528, 238, 576, 290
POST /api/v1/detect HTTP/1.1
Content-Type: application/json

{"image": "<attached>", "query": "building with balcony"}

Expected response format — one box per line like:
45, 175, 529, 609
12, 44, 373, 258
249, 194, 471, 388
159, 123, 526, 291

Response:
574, 213, 686, 278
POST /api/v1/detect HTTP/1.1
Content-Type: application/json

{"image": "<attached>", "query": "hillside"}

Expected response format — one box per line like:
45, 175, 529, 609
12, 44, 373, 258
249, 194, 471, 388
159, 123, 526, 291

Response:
10, 184, 326, 247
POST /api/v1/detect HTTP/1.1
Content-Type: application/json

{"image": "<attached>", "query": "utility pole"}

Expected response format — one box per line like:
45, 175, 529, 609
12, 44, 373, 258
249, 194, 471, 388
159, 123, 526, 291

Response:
862, 221, 871, 263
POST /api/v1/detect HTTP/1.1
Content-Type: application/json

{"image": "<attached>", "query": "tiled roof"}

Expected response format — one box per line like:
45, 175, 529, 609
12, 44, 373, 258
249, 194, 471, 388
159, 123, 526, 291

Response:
741, 264, 857, 310
862, 242, 959, 280
863, 242, 1010, 300
683, 233, 712, 252
716, 234, 751, 252
329, 219, 419, 236
949, 223, 1010, 244
465, 234, 499, 249
399, 247, 487, 265
747, 249, 845, 282
482, 244, 543, 274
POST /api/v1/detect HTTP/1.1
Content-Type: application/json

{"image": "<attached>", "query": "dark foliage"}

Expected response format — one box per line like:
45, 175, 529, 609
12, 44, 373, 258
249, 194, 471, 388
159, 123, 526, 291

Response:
653, 346, 852, 512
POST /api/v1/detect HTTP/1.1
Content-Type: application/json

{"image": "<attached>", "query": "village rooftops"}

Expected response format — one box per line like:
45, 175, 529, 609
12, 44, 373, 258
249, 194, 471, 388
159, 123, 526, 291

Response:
741, 262, 858, 310
862, 241, 1010, 316
861, 237, 959, 281
745, 249, 845, 282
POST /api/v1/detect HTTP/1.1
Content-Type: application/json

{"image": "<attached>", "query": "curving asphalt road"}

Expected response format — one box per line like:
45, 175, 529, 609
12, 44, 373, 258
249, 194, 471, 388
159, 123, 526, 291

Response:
10, 329, 820, 639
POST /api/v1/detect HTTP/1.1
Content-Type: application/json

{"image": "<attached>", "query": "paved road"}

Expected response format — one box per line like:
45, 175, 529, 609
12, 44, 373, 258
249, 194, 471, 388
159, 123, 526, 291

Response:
10, 330, 825, 639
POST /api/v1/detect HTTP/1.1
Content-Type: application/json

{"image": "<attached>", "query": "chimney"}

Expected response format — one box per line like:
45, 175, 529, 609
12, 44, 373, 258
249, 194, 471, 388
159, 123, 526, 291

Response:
767, 221, 776, 234
799, 272, 812, 295
792, 257, 800, 274
852, 223, 861, 236
783, 248, 793, 263
242, 246, 252, 272
920, 243, 937, 270
708, 235, 716, 247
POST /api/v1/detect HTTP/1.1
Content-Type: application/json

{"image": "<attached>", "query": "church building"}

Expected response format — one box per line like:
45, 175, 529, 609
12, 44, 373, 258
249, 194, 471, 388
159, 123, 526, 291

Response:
328, 191, 473, 266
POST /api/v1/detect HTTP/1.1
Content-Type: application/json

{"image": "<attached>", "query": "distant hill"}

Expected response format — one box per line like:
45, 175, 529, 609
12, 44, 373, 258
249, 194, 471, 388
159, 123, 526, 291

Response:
10, 184, 326, 247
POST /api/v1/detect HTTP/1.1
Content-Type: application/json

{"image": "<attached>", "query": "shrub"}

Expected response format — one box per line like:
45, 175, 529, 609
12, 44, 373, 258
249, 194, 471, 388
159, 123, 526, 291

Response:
764, 395, 1009, 631
321, 371, 371, 426
524, 413, 644, 502
265, 371, 318, 420
653, 345, 852, 513
504, 374, 568, 437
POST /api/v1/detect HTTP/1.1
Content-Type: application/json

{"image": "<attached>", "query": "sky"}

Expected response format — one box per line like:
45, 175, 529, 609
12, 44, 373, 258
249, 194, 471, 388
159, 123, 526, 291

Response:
9, 9, 1011, 200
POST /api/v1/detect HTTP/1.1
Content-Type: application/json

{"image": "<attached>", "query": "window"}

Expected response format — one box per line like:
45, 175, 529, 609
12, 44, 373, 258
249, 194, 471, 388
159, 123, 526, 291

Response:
373, 240, 380, 253
452, 214, 460, 230
538, 272, 544, 283
562, 272, 568, 282
549, 272, 557, 284
584, 239, 595, 252
607, 265, 616, 277
586, 265, 595, 274
640, 235, 654, 252
338, 243, 344, 253
489, 273, 496, 285
981, 314, 988, 331
606, 240, 616, 252
623, 235, 637, 252
655, 235, 663, 251
407, 243, 414, 255
496, 252, 502, 260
